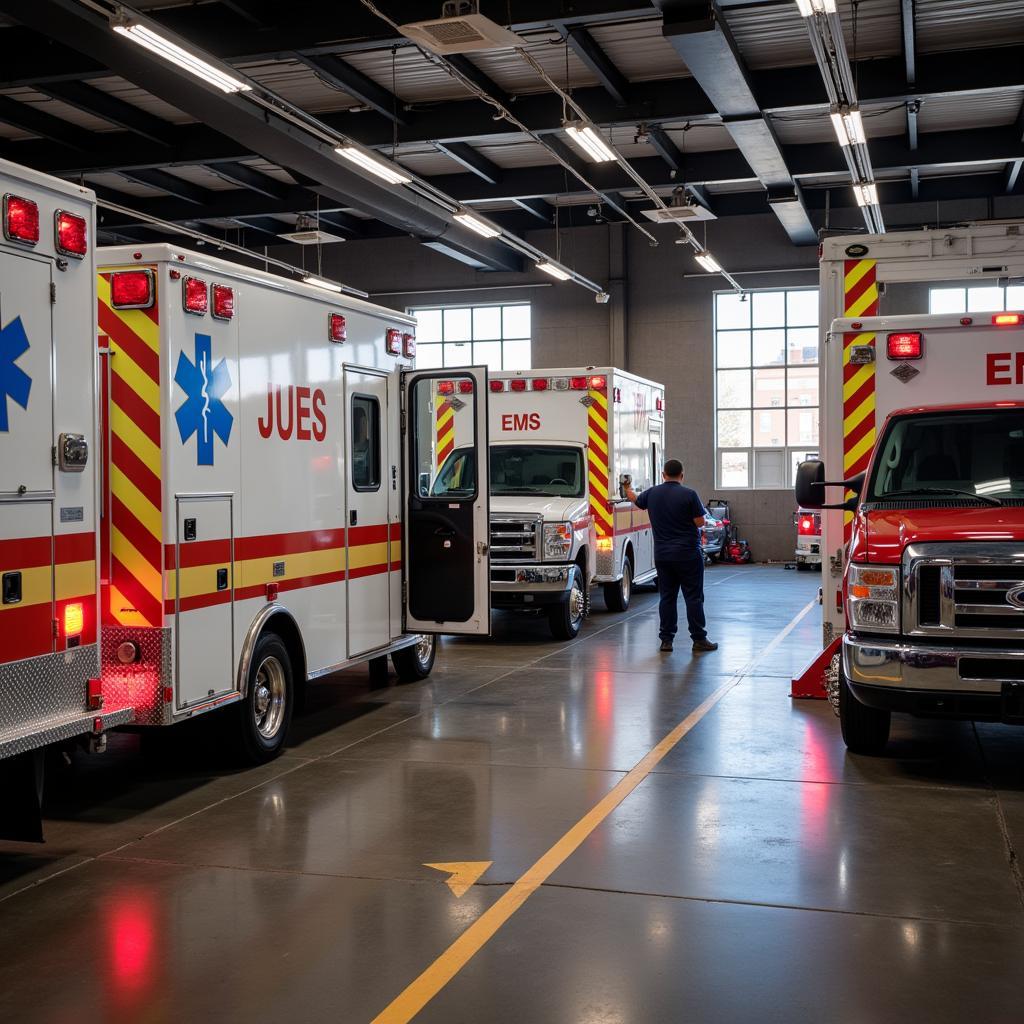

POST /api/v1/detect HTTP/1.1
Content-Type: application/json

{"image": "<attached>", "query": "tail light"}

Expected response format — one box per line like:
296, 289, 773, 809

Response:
656, 396, 664, 412
886, 332, 922, 360
212, 283, 234, 320
385, 328, 402, 355
458, 380, 474, 394
994, 313, 1023, 326
402, 332, 416, 357
64, 602, 84, 637
110, 269, 154, 309
328, 313, 346, 343
570, 376, 588, 390
55, 210, 87, 258
489, 379, 505, 393
798, 516, 816, 535
531, 378, 548, 391
589, 374, 607, 391
183, 276, 208, 314
596, 537, 613, 552
510, 379, 527, 392
3, 194, 39, 245
437, 380, 455, 395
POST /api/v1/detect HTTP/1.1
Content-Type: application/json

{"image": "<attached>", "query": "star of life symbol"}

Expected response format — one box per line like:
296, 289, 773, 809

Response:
0, 315, 32, 432
174, 332, 232, 465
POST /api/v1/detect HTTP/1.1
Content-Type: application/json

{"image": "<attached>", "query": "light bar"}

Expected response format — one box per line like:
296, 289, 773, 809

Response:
112, 21, 251, 94
994, 313, 1023, 326
536, 261, 572, 281
454, 211, 500, 239
853, 182, 879, 207
830, 106, 866, 147
335, 146, 412, 185
795, 0, 837, 15
304, 275, 343, 293
563, 121, 616, 163
694, 250, 722, 274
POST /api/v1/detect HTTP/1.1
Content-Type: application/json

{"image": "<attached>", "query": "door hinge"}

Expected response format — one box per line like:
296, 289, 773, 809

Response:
52, 618, 59, 639
50, 282, 56, 303
51, 445, 57, 466
402, 580, 407, 604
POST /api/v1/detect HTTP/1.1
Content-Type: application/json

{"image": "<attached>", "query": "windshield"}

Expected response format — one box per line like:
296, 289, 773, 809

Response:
868, 409, 1024, 502
490, 445, 585, 497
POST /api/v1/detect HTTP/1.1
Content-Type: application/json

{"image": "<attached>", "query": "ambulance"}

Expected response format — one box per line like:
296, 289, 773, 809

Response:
797, 307, 1024, 753
0, 159, 124, 839
431, 367, 663, 639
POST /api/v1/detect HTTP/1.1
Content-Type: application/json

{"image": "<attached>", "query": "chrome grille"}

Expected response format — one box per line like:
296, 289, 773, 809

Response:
490, 517, 540, 562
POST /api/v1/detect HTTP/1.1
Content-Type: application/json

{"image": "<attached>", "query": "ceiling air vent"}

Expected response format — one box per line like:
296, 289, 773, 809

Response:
277, 216, 346, 245
400, 2, 524, 54
641, 189, 717, 224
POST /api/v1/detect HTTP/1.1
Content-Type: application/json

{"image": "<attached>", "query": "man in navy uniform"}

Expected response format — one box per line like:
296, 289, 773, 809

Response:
624, 459, 718, 654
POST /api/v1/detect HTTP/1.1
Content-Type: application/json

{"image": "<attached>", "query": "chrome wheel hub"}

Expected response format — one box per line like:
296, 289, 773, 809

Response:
415, 633, 435, 665
253, 655, 286, 739
569, 583, 585, 624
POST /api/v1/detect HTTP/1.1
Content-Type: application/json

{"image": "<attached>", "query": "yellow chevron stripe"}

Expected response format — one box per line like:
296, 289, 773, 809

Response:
842, 332, 877, 364
845, 284, 879, 319
842, 363, 875, 402
588, 468, 610, 499
436, 406, 453, 429
110, 464, 162, 542
587, 426, 608, 456
97, 276, 160, 356
111, 526, 162, 599
844, 428, 876, 471
591, 504, 614, 532
0, 565, 50, 611
55, 559, 96, 601
589, 389, 608, 413
110, 400, 161, 480
110, 345, 160, 413
843, 258, 875, 293
844, 391, 875, 434
109, 584, 153, 628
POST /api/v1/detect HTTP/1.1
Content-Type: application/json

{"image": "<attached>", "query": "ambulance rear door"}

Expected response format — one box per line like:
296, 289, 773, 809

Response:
402, 366, 490, 635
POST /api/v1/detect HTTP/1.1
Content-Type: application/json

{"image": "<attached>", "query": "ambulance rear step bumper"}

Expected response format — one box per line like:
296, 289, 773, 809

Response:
0, 704, 136, 760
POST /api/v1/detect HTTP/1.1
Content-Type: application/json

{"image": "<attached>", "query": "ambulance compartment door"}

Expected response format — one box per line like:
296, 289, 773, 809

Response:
175, 494, 234, 709
343, 367, 391, 657
637, 422, 663, 575
402, 367, 490, 636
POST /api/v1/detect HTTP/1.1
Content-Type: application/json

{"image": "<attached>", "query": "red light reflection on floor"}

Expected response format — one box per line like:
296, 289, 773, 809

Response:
107, 891, 158, 1002
595, 670, 613, 723
799, 720, 832, 852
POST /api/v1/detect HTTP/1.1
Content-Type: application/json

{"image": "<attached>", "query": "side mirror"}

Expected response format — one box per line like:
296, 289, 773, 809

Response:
619, 472, 632, 498
795, 460, 825, 509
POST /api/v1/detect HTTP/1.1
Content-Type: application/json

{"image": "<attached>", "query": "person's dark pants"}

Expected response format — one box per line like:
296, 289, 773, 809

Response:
656, 555, 707, 643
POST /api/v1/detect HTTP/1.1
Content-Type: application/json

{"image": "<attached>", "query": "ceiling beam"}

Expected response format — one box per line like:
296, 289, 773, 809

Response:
206, 161, 290, 199
647, 125, 685, 173
36, 80, 176, 146
444, 54, 511, 108
433, 142, 503, 185
1005, 105, 1024, 193
0, 94, 93, 150
901, 0, 916, 88
119, 168, 216, 205
295, 52, 408, 125
560, 24, 631, 106
511, 197, 553, 222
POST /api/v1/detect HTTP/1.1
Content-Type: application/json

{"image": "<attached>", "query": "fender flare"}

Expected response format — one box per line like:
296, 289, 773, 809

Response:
235, 603, 307, 698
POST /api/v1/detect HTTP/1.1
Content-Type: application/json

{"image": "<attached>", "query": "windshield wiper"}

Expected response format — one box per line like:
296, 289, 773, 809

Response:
495, 486, 542, 494
879, 487, 1003, 507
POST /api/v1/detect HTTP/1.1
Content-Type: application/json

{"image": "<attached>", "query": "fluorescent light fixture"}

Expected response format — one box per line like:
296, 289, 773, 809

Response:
563, 121, 616, 163
536, 261, 572, 281
335, 146, 412, 185
112, 20, 251, 93
454, 211, 500, 238
853, 182, 879, 207
795, 0, 837, 15
694, 250, 722, 273
304, 275, 343, 293
830, 106, 866, 147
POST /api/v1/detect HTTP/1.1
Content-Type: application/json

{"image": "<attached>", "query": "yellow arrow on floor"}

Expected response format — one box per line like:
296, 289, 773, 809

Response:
423, 861, 493, 898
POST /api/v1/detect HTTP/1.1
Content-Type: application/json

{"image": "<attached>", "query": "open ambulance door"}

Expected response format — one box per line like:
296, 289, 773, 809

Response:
402, 366, 490, 636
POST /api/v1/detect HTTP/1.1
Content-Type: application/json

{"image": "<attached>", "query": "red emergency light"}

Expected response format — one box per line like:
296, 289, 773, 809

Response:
509, 379, 527, 392
183, 276, 208, 314
4, 194, 39, 245
994, 313, 1023, 326
437, 380, 455, 395
569, 376, 588, 390
589, 374, 607, 391
886, 332, 922, 360
55, 210, 87, 258
212, 284, 234, 320
110, 270, 154, 309
489, 379, 505, 393
328, 313, 346, 343
798, 516, 816, 536
458, 380, 474, 394
385, 328, 402, 355
531, 378, 548, 391
402, 332, 416, 358
656, 396, 664, 412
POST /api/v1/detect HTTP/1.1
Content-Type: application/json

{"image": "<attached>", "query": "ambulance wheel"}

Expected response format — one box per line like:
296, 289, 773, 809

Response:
796, 561, 813, 572
235, 634, 294, 764
839, 666, 890, 754
603, 556, 632, 613
392, 635, 437, 682
549, 565, 586, 641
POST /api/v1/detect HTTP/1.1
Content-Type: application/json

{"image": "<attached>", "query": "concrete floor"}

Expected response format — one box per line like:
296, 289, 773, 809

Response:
3, 566, 1024, 1023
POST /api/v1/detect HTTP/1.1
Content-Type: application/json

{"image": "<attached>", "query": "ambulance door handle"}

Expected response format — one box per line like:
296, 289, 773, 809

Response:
350, 510, 358, 526
392, 465, 397, 490
434, 527, 455, 538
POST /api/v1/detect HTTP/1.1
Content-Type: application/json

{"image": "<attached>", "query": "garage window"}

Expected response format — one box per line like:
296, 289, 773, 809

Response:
714, 288, 819, 489
409, 303, 531, 371
930, 284, 1024, 314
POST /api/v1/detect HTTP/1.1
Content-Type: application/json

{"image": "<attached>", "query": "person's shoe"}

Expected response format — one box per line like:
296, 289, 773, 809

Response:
659, 639, 674, 653
692, 638, 719, 652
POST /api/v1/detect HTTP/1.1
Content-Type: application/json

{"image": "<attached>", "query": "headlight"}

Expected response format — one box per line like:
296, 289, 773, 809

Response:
847, 564, 900, 633
543, 522, 573, 560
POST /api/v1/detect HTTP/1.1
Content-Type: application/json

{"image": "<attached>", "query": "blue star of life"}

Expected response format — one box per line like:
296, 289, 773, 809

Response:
174, 332, 232, 466
0, 315, 32, 432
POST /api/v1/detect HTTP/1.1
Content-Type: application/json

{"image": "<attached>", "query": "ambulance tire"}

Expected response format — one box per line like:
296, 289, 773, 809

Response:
392, 635, 437, 682
603, 555, 632, 613
234, 633, 294, 764
549, 564, 586, 641
838, 665, 890, 754
796, 561, 813, 572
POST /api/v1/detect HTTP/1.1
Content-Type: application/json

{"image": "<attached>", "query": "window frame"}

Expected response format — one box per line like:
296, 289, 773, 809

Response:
350, 393, 382, 493
408, 301, 532, 372
409, 372, 480, 503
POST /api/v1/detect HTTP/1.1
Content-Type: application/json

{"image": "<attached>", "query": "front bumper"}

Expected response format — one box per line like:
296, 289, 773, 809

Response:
844, 633, 1024, 720
491, 563, 573, 607
795, 542, 821, 564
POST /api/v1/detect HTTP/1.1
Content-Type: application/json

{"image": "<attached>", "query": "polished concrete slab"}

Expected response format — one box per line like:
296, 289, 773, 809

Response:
2, 566, 1023, 1023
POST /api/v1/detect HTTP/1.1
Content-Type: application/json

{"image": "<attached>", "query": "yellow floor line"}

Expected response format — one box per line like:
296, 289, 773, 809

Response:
371, 596, 818, 1023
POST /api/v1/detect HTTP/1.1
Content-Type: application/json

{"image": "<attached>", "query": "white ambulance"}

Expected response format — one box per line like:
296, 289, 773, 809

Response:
0, 160, 134, 839
431, 367, 663, 639
93, 243, 492, 764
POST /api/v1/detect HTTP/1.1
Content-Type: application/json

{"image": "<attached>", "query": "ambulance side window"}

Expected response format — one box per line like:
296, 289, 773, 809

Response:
351, 395, 381, 491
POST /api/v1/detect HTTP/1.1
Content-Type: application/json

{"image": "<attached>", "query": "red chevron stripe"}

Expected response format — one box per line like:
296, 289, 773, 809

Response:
845, 408, 875, 455
98, 302, 160, 383
843, 264, 877, 313
110, 371, 161, 449
588, 416, 608, 446
111, 494, 162, 572
843, 375, 876, 421
111, 557, 163, 626
111, 433, 162, 512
